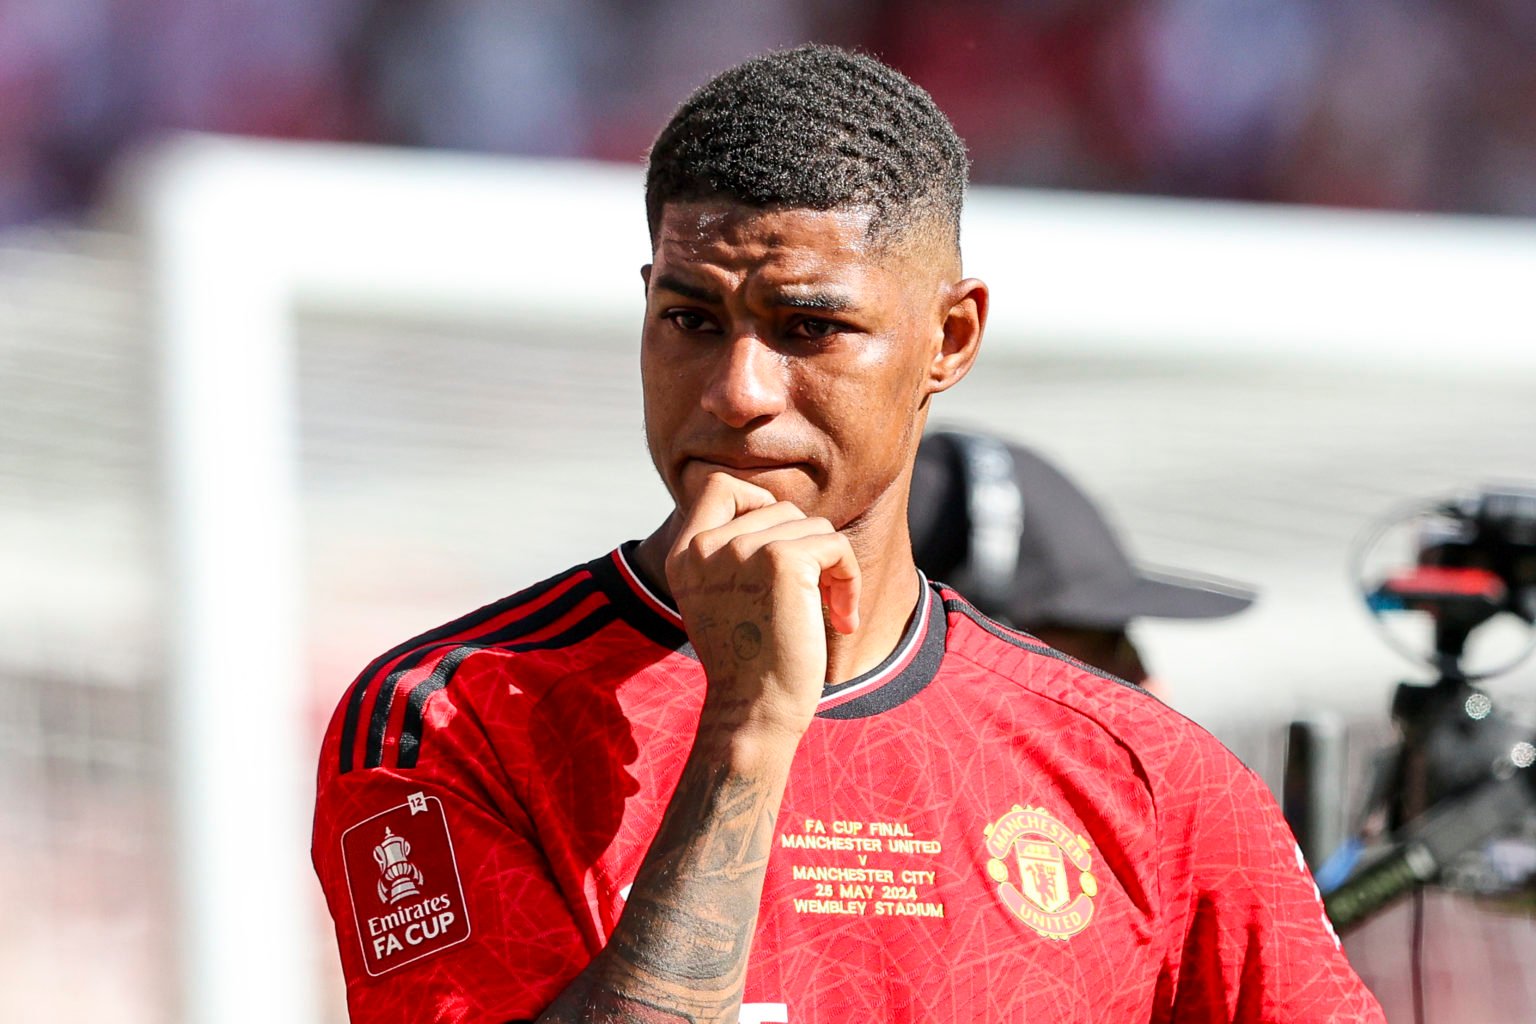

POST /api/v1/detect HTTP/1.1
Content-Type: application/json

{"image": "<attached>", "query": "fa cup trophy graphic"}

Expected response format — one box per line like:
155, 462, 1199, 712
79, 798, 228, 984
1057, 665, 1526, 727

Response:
374, 827, 425, 905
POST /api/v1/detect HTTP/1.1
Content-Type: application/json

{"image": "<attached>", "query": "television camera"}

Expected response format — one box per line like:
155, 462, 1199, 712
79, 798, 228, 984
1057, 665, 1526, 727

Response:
1316, 486, 1536, 932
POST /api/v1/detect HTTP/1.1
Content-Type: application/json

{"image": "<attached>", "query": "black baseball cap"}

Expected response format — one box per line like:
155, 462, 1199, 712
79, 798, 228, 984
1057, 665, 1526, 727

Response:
908, 431, 1256, 629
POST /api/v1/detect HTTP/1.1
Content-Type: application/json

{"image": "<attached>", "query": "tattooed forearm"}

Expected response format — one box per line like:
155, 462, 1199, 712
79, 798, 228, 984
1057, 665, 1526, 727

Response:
538, 755, 786, 1024
614, 768, 774, 976
569, 989, 696, 1024
536, 491, 836, 1023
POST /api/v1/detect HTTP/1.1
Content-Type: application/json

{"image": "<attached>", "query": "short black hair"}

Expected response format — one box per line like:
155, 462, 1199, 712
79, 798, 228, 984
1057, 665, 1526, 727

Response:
645, 45, 969, 251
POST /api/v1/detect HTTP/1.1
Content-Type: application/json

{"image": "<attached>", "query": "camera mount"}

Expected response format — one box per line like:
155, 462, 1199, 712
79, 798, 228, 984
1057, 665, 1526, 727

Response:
1318, 487, 1536, 932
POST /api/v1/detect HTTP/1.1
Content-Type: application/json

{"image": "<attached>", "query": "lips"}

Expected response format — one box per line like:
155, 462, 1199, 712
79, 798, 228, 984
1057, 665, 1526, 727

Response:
679, 451, 821, 487
688, 455, 804, 472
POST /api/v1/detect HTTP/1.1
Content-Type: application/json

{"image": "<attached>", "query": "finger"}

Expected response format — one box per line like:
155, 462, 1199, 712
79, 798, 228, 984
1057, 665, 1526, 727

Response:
767, 532, 860, 635
670, 472, 779, 559
705, 514, 832, 561
690, 504, 815, 559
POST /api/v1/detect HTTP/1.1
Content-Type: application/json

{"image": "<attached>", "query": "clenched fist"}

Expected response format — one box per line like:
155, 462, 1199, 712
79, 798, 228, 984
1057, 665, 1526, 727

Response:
666, 472, 861, 751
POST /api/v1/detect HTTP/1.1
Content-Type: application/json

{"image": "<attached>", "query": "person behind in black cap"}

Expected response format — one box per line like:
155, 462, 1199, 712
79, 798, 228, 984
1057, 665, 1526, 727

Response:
908, 429, 1256, 692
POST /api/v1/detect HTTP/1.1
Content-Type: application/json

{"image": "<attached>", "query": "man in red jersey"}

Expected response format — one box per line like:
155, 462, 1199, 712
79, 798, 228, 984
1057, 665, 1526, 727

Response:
313, 45, 1383, 1023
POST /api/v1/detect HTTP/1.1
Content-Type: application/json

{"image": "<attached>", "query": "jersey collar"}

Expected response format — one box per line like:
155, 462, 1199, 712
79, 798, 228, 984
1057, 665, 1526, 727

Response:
598, 542, 946, 719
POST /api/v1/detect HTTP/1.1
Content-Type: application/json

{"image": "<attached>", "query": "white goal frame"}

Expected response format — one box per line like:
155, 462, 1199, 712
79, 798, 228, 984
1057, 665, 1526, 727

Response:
136, 134, 1536, 1024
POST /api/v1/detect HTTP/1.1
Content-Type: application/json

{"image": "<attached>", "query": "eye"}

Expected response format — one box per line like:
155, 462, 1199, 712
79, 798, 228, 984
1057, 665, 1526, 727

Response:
663, 309, 719, 334
790, 317, 844, 341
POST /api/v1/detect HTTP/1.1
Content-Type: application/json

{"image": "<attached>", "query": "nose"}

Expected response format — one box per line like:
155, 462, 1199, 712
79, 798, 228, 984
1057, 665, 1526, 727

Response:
700, 333, 787, 429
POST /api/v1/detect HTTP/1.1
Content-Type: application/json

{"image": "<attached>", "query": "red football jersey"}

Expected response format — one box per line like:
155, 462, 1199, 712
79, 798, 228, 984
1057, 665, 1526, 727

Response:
313, 544, 1383, 1023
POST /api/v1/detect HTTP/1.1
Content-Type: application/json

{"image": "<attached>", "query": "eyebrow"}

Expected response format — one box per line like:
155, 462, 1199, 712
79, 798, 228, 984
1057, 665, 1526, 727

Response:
773, 290, 858, 314
652, 274, 721, 305
652, 274, 859, 315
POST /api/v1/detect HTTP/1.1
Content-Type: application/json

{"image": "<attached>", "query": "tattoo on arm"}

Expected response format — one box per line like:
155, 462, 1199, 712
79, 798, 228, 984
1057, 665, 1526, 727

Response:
538, 759, 782, 1024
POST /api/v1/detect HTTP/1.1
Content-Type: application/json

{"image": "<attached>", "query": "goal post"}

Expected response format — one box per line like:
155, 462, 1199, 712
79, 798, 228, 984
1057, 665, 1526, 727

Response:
133, 134, 1536, 1024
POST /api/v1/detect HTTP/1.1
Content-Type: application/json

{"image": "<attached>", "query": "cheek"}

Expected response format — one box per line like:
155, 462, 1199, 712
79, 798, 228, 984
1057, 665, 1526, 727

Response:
638, 340, 684, 469
841, 334, 932, 423
811, 340, 926, 472
639, 333, 687, 425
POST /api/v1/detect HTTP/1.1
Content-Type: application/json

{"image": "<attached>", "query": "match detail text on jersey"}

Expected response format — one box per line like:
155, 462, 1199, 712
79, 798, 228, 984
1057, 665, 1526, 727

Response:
778, 817, 947, 919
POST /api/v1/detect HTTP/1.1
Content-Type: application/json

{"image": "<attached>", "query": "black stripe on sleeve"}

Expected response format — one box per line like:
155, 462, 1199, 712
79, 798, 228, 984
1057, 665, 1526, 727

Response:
394, 604, 620, 770
362, 577, 600, 772
337, 565, 587, 774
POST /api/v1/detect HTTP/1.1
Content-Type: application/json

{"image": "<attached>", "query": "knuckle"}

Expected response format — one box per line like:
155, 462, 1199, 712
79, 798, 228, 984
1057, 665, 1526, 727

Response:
760, 539, 792, 566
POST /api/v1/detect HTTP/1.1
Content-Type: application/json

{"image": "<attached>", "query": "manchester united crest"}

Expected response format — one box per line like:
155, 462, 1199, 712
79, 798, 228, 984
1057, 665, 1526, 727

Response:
983, 804, 1097, 939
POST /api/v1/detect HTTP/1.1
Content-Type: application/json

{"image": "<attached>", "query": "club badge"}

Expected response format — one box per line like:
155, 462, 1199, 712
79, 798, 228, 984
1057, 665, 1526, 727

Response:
983, 804, 1096, 939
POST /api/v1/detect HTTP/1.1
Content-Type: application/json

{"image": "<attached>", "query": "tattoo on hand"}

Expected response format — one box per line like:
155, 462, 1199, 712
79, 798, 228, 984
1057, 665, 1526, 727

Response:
731, 622, 762, 662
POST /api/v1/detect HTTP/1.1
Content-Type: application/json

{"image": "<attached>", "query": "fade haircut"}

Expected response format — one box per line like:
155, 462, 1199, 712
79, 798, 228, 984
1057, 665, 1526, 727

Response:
645, 45, 969, 253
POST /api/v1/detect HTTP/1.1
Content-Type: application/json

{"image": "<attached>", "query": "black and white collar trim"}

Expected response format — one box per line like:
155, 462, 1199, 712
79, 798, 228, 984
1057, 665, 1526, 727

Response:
603, 543, 946, 719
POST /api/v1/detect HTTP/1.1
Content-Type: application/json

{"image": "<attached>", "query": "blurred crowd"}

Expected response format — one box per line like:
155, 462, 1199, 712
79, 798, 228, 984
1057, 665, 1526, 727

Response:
2, 0, 1534, 227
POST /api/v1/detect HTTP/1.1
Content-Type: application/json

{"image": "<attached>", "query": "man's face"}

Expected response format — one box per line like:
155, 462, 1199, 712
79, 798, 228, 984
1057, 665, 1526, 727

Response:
640, 201, 963, 532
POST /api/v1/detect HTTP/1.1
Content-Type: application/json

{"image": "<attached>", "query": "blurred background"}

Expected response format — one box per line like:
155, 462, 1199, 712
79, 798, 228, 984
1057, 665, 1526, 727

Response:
2, 1, 1535, 1021
6, 0, 1536, 225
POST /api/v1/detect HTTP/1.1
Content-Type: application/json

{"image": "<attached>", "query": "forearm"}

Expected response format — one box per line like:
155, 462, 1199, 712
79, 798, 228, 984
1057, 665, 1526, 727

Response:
538, 734, 792, 1024
540, 474, 851, 1022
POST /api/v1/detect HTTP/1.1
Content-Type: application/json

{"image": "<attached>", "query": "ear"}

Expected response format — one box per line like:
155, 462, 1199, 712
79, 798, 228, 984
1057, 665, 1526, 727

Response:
640, 263, 653, 295
926, 277, 988, 395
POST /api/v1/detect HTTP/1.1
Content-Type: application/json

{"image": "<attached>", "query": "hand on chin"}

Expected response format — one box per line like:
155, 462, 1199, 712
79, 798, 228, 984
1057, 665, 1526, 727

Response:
679, 458, 814, 510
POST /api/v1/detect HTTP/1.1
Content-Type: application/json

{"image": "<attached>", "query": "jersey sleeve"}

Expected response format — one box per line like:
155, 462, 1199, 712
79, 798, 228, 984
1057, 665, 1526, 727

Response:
1160, 743, 1385, 1023
312, 679, 590, 1023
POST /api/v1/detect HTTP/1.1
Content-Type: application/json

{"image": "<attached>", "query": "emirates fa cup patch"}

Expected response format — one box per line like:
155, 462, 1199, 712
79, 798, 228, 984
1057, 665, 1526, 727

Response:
341, 792, 471, 975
